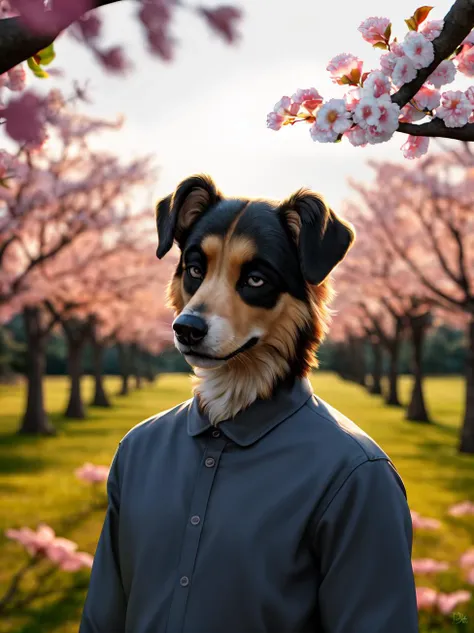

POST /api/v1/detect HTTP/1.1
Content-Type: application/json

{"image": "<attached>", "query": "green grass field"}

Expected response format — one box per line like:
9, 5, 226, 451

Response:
0, 372, 473, 632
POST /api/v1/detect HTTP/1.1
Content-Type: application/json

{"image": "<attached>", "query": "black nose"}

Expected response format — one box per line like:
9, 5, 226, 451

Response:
173, 314, 208, 346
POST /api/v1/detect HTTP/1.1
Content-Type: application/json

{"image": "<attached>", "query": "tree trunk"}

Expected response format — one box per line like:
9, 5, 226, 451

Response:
459, 316, 474, 453
386, 345, 402, 407
117, 343, 130, 396
65, 338, 86, 419
144, 352, 155, 383
91, 340, 111, 408
369, 341, 383, 395
406, 314, 431, 423
131, 343, 142, 389
19, 307, 55, 435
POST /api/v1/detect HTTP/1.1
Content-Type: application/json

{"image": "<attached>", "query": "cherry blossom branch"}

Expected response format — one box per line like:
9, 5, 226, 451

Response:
0, 0, 121, 75
0, 557, 39, 614
392, 0, 474, 109
398, 119, 474, 140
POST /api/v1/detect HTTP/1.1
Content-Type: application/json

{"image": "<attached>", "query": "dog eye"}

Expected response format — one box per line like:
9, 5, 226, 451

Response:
246, 274, 265, 288
187, 265, 203, 280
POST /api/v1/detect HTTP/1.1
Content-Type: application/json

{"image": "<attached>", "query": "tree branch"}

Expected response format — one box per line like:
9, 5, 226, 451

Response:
0, 0, 122, 75
392, 0, 474, 109
397, 120, 474, 141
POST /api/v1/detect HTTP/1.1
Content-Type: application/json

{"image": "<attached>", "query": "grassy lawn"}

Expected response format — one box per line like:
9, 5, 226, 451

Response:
0, 372, 473, 632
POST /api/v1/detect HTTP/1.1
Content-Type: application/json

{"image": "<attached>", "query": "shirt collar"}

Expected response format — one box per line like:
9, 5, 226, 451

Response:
187, 377, 314, 447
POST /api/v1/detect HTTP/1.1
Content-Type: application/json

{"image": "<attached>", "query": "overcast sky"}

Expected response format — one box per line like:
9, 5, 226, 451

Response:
45, 0, 463, 213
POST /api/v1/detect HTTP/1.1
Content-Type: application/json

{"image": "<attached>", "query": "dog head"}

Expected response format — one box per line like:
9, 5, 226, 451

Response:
156, 174, 355, 384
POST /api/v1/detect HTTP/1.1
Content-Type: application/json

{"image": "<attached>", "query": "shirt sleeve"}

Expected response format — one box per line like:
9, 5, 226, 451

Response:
312, 458, 419, 633
79, 445, 127, 633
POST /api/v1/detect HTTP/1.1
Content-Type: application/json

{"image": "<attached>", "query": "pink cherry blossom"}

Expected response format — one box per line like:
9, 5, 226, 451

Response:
416, 587, 438, 610
1, 91, 45, 145
6, 65, 26, 92
462, 30, 474, 46
98, 47, 129, 74
402, 31, 435, 70
345, 87, 361, 112
75, 462, 110, 484
366, 124, 394, 145
448, 500, 474, 516
78, 13, 102, 40
392, 56, 417, 87
358, 17, 391, 46
467, 567, 474, 585
315, 99, 351, 135
412, 558, 449, 574
309, 123, 338, 143
46, 537, 78, 564
427, 59, 456, 89
362, 70, 391, 98
401, 135, 430, 160
457, 45, 474, 77
466, 86, 474, 106
375, 94, 400, 134
59, 550, 94, 572
199, 6, 242, 43
353, 96, 381, 129
291, 88, 323, 113
410, 510, 441, 530
6, 523, 56, 557
436, 90, 472, 127
400, 103, 426, 123
345, 125, 368, 147
460, 548, 474, 568
11, 0, 94, 34
266, 111, 285, 131
379, 52, 397, 77
437, 591, 471, 614
327, 53, 363, 84
415, 86, 441, 111
420, 19, 444, 42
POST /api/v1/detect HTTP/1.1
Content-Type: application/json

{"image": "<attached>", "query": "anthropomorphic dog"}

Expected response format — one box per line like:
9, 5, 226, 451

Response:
79, 175, 419, 633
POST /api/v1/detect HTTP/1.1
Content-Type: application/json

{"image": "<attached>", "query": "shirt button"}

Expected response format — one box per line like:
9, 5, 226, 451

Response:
180, 576, 189, 587
211, 429, 221, 438
205, 457, 216, 468
190, 515, 201, 526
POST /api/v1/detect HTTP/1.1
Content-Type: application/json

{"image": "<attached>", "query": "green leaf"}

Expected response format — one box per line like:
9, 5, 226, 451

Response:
27, 56, 49, 78
0, 177, 10, 189
384, 23, 392, 42
338, 75, 351, 85
414, 5, 434, 25
373, 41, 388, 49
36, 43, 55, 66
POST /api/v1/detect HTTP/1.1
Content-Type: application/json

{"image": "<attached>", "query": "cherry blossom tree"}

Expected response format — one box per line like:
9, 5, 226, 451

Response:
350, 152, 474, 451
267, 1, 474, 158
0, 1, 242, 147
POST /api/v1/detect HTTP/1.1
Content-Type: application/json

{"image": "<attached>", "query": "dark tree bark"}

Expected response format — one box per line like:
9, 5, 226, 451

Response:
117, 343, 130, 396
460, 316, 474, 453
18, 307, 56, 435
65, 337, 86, 419
369, 339, 383, 396
90, 339, 111, 407
130, 343, 142, 390
143, 351, 155, 383
406, 311, 432, 423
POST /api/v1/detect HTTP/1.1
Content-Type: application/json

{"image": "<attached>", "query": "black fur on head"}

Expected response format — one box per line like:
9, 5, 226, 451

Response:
156, 174, 222, 259
278, 189, 355, 286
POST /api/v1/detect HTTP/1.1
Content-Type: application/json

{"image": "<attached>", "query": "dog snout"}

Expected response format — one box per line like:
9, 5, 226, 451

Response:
173, 314, 209, 346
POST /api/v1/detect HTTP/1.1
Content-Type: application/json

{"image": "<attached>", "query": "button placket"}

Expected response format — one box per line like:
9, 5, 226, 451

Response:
165, 435, 227, 633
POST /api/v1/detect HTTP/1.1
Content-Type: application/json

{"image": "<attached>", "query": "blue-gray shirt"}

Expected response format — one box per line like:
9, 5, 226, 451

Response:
79, 377, 419, 633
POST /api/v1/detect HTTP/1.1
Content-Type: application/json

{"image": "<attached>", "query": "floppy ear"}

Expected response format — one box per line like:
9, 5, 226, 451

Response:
279, 188, 355, 285
156, 174, 221, 259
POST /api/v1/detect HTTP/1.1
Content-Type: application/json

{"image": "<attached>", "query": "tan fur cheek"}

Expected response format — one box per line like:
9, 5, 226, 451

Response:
166, 274, 186, 314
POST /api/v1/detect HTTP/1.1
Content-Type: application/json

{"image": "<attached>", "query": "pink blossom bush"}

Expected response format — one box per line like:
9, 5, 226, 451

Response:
75, 462, 110, 484
411, 510, 441, 530
449, 501, 474, 517
6, 523, 93, 572
266, 5, 474, 159
416, 587, 471, 614
412, 558, 450, 574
